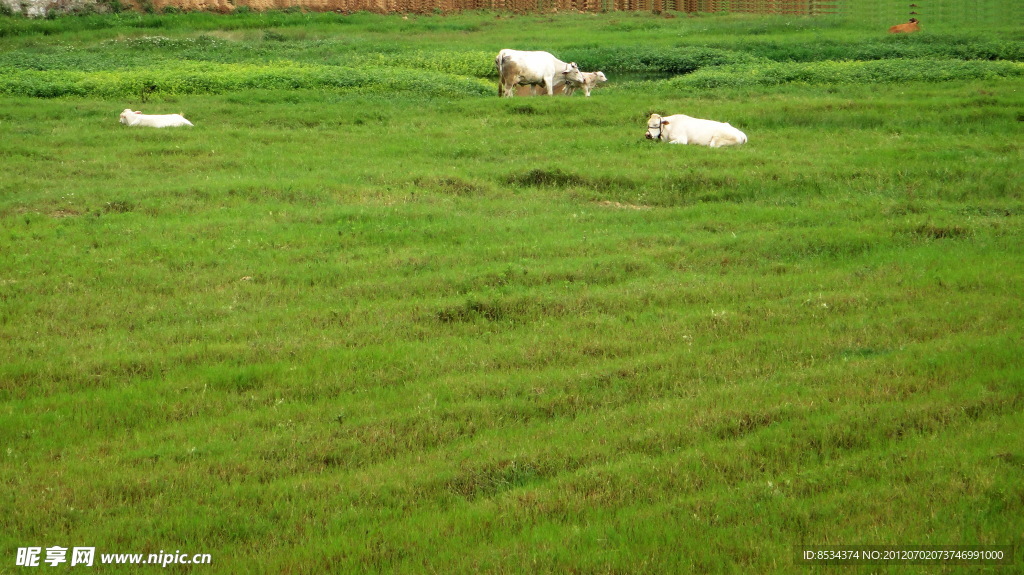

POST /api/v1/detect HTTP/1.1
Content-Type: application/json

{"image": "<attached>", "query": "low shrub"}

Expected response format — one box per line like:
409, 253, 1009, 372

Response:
672, 58, 1024, 89
561, 46, 756, 74
726, 37, 1024, 64
356, 50, 496, 79
0, 61, 494, 98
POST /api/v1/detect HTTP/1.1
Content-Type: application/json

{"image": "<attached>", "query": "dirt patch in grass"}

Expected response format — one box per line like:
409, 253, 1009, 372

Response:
596, 200, 651, 210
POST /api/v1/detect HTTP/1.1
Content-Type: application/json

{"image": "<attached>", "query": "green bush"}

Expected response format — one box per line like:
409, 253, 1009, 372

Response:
6, 53, 1018, 99
671, 58, 1024, 89
561, 46, 756, 74
358, 50, 496, 79
723, 37, 1024, 64
0, 61, 494, 98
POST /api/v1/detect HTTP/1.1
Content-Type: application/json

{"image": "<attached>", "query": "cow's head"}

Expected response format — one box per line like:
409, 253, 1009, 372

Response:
561, 62, 584, 85
119, 109, 134, 125
645, 114, 668, 141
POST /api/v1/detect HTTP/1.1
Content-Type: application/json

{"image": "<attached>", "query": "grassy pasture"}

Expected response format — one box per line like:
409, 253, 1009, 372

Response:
1, 6, 1023, 573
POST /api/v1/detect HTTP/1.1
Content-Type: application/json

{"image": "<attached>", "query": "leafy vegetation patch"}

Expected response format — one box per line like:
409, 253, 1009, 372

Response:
674, 57, 1024, 89
0, 61, 492, 98
1, 10, 1022, 100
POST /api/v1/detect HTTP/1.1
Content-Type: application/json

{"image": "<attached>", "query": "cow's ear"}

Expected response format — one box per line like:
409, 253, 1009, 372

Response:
661, 120, 670, 126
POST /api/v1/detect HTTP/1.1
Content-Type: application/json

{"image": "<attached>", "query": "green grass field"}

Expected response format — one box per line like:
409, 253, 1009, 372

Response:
1, 4, 1022, 573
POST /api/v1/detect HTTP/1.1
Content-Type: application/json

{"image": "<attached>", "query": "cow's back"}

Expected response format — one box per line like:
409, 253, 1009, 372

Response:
501, 50, 558, 78
664, 115, 745, 147
128, 113, 193, 128
662, 114, 705, 144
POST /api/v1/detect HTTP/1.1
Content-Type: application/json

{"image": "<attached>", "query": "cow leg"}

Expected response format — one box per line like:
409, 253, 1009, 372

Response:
710, 134, 738, 147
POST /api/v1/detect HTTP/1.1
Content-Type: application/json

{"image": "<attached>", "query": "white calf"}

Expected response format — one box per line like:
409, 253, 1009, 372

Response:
119, 109, 194, 128
563, 71, 607, 97
644, 113, 747, 148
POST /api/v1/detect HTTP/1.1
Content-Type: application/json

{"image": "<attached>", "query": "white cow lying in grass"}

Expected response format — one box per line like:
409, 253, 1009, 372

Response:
644, 113, 746, 147
562, 71, 607, 97
119, 109, 194, 128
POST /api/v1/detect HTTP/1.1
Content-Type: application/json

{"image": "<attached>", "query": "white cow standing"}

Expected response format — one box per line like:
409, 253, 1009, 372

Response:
119, 109, 194, 128
644, 113, 747, 147
495, 49, 583, 98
